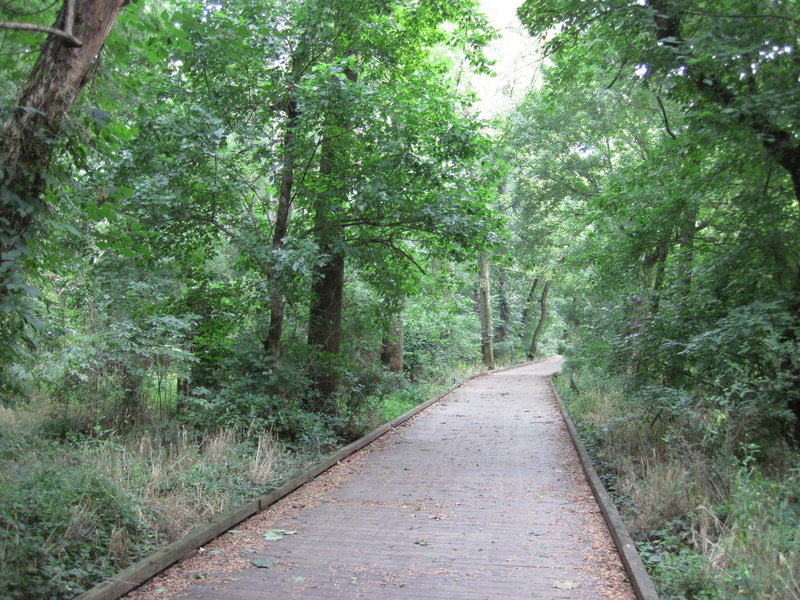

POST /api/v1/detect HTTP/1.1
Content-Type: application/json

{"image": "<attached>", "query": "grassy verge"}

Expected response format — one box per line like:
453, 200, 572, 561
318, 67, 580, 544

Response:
0, 406, 307, 600
555, 370, 800, 600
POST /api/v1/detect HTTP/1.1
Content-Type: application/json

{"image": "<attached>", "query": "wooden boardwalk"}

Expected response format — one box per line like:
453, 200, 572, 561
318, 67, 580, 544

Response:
130, 358, 635, 600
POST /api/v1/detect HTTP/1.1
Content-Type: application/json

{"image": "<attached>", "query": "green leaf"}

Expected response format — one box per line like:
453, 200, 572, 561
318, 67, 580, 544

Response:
263, 529, 297, 541
250, 559, 275, 569
553, 581, 581, 590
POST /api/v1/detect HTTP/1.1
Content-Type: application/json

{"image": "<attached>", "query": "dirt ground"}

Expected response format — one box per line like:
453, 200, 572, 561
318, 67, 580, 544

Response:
127, 358, 635, 600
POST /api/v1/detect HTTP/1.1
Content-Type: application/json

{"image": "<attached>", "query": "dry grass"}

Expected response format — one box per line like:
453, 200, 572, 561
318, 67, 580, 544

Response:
86, 428, 282, 542
0, 402, 51, 429
615, 453, 722, 537
561, 373, 800, 600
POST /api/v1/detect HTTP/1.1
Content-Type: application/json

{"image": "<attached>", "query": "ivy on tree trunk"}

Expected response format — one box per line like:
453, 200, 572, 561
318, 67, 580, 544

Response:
0, 0, 128, 368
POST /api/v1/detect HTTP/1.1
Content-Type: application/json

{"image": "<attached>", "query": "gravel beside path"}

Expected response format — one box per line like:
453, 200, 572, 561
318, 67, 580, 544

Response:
128, 358, 635, 600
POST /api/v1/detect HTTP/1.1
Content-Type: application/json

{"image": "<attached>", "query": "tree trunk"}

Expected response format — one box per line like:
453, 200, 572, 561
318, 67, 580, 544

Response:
649, 243, 669, 315
380, 317, 404, 373
0, 0, 128, 301
305, 61, 357, 407
478, 254, 494, 369
307, 131, 346, 407
527, 280, 550, 360
520, 276, 540, 332
264, 98, 298, 362
677, 207, 697, 302
496, 269, 510, 345
116, 362, 142, 426
307, 246, 344, 405
176, 377, 189, 415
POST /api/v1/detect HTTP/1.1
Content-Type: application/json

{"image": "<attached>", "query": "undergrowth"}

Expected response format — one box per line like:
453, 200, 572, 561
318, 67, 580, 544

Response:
556, 368, 800, 600
0, 409, 295, 600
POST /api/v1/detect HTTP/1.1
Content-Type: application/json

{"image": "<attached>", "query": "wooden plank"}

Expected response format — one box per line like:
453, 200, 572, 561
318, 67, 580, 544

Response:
550, 380, 661, 600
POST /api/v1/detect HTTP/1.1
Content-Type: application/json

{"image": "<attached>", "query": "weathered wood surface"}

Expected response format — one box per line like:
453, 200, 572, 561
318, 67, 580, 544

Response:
129, 358, 645, 600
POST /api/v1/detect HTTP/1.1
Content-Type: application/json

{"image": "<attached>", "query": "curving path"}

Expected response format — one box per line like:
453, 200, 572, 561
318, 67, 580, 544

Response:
129, 358, 635, 600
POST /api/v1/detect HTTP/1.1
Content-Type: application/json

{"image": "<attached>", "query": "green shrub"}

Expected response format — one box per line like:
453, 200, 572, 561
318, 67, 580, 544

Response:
0, 442, 144, 600
710, 466, 800, 599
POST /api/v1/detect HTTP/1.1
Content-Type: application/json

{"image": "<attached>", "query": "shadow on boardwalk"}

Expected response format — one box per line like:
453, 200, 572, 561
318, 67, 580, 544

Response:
130, 358, 635, 600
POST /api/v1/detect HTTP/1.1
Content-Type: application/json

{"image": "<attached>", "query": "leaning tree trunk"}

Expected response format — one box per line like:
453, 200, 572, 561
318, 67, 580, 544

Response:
520, 276, 539, 333
0, 0, 128, 301
264, 98, 298, 362
478, 254, 494, 369
527, 280, 550, 360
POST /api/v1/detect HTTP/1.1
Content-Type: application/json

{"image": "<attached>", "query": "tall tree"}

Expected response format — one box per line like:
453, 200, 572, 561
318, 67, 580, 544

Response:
478, 254, 494, 368
0, 0, 129, 383
514, 0, 800, 439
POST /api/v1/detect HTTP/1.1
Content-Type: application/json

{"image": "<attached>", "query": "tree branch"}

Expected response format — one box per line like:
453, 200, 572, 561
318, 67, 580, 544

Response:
655, 94, 676, 140
0, 0, 81, 46
62, 0, 75, 37
0, 20, 81, 46
683, 9, 800, 25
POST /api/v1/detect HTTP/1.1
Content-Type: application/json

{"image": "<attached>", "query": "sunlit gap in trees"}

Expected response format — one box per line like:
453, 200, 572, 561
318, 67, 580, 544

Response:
575, 143, 593, 159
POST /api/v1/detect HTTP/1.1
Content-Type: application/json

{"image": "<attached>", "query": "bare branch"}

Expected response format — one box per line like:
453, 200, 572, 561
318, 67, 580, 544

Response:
655, 95, 676, 140
62, 0, 74, 36
0, 19, 81, 47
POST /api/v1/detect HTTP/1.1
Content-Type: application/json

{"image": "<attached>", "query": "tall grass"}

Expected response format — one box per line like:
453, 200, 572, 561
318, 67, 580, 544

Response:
557, 370, 800, 600
86, 428, 281, 541
0, 405, 285, 600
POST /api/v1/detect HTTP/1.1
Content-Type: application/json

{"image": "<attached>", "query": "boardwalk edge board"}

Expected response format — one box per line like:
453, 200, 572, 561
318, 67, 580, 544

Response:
549, 379, 661, 600
74, 360, 532, 600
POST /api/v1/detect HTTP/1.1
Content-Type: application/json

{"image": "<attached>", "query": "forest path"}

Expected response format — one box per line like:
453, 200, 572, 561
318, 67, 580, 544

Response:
129, 358, 634, 600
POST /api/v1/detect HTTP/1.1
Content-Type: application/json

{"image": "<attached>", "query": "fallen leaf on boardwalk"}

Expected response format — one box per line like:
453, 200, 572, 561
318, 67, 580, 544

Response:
553, 580, 581, 590
414, 539, 429, 546
250, 559, 275, 568
264, 529, 298, 540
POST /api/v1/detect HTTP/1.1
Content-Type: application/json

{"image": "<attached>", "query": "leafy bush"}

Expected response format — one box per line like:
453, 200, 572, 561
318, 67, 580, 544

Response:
182, 382, 339, 452
0, 439, 144, 600
709, 465, 800, 599
559, 364, 800, 600
404, 292, 480, 381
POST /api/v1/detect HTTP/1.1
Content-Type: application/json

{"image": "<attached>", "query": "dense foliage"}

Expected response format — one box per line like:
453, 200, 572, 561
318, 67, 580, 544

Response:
512, 1, 800, 597
0, 0, 798, 598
